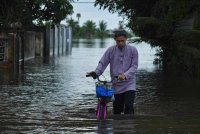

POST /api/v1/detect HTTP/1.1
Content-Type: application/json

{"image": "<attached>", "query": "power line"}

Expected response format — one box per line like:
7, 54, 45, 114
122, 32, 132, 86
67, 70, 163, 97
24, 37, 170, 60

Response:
72, 2, 95, 3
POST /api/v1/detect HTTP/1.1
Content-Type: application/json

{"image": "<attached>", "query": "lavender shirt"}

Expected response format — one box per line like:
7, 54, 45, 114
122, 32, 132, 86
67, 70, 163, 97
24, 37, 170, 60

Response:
95, 44, 138, 94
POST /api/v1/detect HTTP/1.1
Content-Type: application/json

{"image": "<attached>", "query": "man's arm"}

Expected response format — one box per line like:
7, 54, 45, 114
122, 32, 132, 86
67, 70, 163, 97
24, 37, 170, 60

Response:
95, 49, 111, 76
124, 47, 138, 79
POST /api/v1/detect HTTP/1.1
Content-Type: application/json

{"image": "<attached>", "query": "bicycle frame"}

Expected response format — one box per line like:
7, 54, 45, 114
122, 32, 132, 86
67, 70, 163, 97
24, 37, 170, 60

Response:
95, 80, 114, 120
86, 73, 115, 120
97, 97, 107, 120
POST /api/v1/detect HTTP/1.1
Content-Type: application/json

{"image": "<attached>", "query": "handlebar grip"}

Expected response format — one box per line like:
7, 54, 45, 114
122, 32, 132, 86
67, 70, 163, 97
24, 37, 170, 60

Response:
86, 74, 91, 77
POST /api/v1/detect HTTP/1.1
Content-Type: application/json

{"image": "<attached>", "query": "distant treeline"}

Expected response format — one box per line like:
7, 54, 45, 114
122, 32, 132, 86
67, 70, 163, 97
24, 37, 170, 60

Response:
66, 16, 129, 39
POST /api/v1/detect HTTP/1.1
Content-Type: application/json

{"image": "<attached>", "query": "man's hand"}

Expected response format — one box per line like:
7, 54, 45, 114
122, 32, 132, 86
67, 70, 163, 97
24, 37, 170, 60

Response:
88, 71, 98, 79
118, 74, 126, 81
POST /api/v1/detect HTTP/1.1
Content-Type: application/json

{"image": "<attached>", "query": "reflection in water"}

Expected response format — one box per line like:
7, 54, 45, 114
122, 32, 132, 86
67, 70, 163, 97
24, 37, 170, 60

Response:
96, 120, 113, 134
0, 68, 20, 85
72, 39, 80, 48
99, 39, 106, 48
0, 38, 200, 133
72, 38, 111, 49
73, 38, 96, 48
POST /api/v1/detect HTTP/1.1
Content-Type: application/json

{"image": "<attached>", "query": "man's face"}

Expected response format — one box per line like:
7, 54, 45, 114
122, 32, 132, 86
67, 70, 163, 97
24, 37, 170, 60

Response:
115, 36, 127, 48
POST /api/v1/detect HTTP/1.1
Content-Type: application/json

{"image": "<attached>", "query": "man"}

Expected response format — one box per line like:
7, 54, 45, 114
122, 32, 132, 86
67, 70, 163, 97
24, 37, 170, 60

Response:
89, 30, 138, 114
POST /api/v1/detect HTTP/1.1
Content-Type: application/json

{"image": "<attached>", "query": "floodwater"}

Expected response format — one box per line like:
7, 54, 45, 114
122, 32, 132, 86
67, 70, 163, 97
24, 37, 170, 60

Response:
0, 38, 200, 134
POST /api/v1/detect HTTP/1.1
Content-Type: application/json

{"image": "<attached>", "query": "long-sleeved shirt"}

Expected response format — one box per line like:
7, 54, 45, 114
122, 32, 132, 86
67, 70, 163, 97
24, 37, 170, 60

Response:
95, 44, 138, 94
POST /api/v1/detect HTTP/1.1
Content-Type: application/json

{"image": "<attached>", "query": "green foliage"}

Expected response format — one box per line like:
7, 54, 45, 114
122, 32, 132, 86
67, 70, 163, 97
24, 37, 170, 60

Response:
76, 13, 81, 23
97, 20, 108, 38
66, 18, 80, 37
66, 15, 128, 39
82, 20, 97, 38
95, 0, 158, 17
0, 0, 73, 27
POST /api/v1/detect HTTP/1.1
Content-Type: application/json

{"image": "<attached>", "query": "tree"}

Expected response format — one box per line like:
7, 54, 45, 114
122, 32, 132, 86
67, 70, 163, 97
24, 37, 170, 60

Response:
76, 13, 81, 24
0, 0, 73, 27
97, 20, 107, 38
95, 0, 200, 76
66, 17, 80, 37
82, 20, 96, 38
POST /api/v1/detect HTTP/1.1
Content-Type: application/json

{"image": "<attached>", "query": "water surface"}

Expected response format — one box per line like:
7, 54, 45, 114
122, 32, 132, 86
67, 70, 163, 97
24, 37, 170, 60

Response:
0, 38, 200, 133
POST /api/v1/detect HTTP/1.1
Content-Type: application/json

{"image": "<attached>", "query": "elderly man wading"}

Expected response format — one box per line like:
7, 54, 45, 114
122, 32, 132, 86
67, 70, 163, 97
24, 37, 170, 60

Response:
89, 30, 138, 115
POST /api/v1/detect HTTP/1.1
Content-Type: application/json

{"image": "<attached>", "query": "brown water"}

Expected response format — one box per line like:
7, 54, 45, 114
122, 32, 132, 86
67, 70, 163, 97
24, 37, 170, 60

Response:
0, 38, 200, 134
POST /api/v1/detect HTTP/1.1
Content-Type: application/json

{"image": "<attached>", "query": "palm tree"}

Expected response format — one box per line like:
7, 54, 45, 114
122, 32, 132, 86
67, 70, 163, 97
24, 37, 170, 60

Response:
98, 20, 107, 38
66, 18, 78, 27
76, 13, 81, 24
82, 20, 96, 38
66, 18, 80, 37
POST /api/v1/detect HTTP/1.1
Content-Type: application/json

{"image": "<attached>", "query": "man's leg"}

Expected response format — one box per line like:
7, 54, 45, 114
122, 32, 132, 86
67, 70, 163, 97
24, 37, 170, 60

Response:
124, 90, 135, 114
113, 93, 124, 114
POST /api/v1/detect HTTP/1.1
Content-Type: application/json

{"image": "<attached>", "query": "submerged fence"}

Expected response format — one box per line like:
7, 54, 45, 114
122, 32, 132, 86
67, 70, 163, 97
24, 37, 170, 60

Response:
0, 25, 72, 83
46, 25, 72, 57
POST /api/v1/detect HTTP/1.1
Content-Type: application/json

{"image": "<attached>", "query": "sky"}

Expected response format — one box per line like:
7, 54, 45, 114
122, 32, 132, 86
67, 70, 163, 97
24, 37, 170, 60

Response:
61, 0, 123, 30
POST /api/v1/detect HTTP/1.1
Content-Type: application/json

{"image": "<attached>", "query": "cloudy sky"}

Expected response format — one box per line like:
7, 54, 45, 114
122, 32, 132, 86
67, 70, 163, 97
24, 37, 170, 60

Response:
62, 0, 123, 30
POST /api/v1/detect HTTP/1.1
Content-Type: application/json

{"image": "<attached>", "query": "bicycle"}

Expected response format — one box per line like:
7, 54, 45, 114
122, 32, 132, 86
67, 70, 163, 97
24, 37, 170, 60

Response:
86, 73, 115, 120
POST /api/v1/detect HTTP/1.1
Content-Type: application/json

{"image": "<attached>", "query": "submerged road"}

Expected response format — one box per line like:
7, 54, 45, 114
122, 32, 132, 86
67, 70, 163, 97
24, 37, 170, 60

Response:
0, 38, 200, 133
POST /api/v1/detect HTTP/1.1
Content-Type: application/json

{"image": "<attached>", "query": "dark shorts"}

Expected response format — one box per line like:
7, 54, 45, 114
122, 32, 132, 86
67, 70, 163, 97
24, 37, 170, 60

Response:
113, 90, 135, 114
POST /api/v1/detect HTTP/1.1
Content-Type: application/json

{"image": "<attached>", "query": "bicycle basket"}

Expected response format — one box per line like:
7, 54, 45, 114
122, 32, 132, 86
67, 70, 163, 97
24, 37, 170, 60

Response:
95, 82, 114, 97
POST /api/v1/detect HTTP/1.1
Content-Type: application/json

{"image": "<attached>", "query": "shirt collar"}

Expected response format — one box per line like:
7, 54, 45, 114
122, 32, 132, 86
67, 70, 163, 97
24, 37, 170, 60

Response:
116, 44, 126, 51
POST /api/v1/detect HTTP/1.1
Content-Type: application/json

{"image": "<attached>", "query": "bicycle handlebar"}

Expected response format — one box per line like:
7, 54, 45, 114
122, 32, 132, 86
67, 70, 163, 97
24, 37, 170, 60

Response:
86, 72, 117, 83
86, 74, 91, 77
